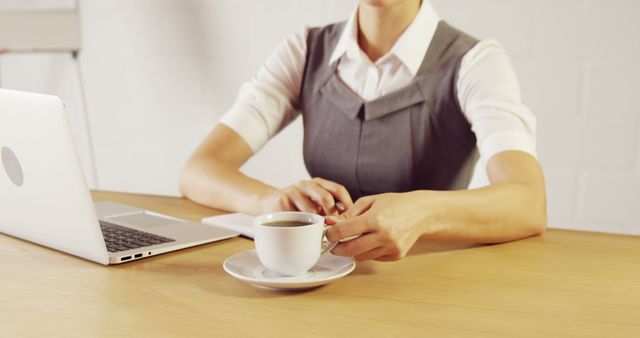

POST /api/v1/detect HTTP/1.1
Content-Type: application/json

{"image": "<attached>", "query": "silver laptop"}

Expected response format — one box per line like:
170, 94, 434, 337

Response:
0, 89, 239, 265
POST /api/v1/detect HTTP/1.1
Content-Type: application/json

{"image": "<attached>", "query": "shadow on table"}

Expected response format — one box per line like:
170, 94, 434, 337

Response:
407, 238, 484, 256
349, 263, 377, 276
202, 240, 485, 297
112, 238, 485, 298
201, 263, 328, 298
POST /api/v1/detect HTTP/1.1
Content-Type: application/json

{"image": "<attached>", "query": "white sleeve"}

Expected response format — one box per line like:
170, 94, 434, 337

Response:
219, 29, 308, 153
457, 39, 537, 166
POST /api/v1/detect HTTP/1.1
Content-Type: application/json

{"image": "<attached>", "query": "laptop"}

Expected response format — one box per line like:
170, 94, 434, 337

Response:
0, 88, 239, 265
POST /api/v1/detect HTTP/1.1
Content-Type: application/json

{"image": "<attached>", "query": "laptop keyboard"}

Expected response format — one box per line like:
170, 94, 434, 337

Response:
99, 220, 176, 253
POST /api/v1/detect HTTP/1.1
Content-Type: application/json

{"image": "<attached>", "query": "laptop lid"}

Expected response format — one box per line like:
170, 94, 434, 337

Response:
0, 89, 109, 265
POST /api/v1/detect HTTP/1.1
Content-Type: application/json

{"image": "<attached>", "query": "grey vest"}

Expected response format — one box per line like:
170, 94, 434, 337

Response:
300, 21, 479, 201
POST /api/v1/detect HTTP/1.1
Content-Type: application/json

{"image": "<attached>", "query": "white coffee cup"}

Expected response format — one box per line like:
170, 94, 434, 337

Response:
253, 211, 337, 276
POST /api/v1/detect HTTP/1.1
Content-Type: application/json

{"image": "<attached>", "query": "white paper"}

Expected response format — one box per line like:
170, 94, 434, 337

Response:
202, 213, 254, 239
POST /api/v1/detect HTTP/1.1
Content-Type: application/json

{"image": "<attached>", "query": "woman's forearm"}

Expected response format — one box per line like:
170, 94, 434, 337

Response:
416, 181, 547, 243
179, 125, 356, 216
179, 123, 280, 215
180, 157, 277, 215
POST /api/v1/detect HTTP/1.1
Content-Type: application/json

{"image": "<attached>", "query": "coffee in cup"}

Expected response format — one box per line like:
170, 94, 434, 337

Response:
253, 211, 336, 276
261, 220, 314, 228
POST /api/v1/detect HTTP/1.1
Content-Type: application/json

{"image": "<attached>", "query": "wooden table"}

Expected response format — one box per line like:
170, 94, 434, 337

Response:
1, 191, 639, 337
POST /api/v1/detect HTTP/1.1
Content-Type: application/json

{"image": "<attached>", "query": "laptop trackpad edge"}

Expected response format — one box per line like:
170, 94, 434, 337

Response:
104, 212, 184, 229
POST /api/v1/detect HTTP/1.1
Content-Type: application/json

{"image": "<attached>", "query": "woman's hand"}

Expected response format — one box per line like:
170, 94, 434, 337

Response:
325, 192, 429, 261
262, 177, 354, 216
325, 152, 548, 261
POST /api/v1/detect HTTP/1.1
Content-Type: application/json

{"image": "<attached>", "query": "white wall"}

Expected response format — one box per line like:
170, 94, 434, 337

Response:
1, 0, 639, 235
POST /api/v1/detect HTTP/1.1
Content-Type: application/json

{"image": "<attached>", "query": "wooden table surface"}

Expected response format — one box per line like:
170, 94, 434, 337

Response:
1, 191, 639, 337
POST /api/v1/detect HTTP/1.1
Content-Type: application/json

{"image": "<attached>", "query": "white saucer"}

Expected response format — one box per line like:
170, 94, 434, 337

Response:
223, 250, 356, 290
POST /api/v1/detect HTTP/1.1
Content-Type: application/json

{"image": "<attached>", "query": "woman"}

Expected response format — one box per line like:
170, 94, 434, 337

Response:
180, 0, 547, 261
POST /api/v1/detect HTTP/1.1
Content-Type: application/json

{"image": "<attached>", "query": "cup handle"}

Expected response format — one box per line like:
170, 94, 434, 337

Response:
321, 226, 338, 255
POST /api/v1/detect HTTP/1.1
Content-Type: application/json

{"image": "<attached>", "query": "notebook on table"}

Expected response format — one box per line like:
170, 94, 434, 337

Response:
202, 213, 255, 239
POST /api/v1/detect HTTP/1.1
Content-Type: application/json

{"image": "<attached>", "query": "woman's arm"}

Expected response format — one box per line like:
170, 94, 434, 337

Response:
424, 151, 546, 242
180, 124, 353, 215
180, 29, 353, 215
326, 150, 547, 261
180, 123, 274, 215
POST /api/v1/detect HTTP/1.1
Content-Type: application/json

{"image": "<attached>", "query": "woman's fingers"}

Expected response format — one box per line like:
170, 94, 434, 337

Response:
342, 196, 375, 218
278, 177, 353, 216
326, 214, 374, 242
353, 247, 388, 261
312, 177, 354, 209
285, 187, 318, 213
296, 180, 335, 215
331, 233, 382, 258
326, 195, 376, 229
326, 196, 374, 224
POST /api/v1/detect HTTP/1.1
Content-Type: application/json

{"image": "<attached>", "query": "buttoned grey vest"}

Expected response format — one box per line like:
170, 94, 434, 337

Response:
300, 21, 479, 200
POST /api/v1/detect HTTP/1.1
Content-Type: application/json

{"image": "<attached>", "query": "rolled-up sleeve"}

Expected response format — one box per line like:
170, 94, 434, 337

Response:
457, 39, 537, 167
219, 30, 308, 153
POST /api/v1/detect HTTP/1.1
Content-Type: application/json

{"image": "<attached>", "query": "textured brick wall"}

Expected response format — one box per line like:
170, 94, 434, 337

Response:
1, 0, 638, 234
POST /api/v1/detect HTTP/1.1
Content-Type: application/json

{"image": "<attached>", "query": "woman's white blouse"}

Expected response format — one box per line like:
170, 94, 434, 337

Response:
220, 1, 536, 186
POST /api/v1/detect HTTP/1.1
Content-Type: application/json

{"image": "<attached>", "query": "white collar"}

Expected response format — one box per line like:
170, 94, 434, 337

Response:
328, 0, 441, 76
